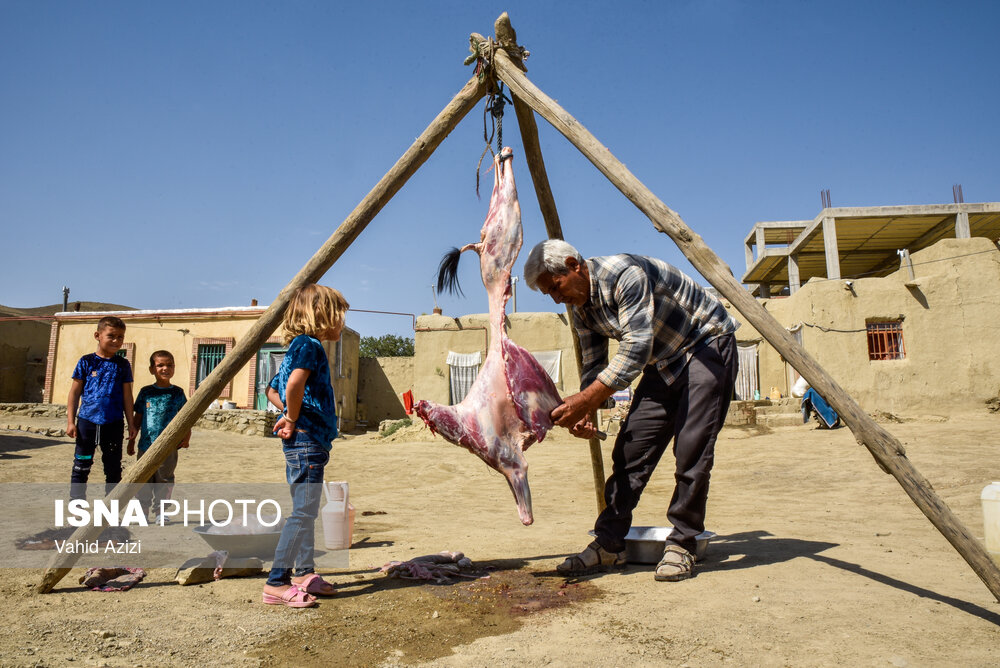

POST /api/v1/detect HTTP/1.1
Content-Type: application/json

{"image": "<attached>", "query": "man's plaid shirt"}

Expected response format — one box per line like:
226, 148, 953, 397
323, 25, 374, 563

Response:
573, 254, 739, 390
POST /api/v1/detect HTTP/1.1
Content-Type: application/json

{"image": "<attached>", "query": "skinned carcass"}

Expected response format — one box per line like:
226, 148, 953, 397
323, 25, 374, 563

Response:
414, 147, 561, 525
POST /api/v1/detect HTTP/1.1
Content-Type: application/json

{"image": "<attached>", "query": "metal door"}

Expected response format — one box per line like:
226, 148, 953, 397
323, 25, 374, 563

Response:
255, 344, 287, 409
735, 343, 759, 400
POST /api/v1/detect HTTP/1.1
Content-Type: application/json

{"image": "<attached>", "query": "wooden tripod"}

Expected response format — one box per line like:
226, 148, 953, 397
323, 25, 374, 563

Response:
38, 13, 1000, 603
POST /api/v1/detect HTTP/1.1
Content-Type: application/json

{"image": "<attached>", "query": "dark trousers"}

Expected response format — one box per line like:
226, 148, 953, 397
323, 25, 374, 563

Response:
70, 417, 124, 500
594, 334, 738, 554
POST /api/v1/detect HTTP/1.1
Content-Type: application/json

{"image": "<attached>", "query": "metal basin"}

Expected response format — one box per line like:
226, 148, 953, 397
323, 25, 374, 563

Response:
192, 525, 283, 559
623, 526, 716, 564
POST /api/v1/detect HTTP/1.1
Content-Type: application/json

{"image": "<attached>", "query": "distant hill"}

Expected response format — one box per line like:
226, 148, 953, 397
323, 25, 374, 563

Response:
0, 302, 137, 317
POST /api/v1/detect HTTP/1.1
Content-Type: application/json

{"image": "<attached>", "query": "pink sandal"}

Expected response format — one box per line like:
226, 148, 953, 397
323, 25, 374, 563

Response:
293, 573, 336, 596
262, 587, 317, 608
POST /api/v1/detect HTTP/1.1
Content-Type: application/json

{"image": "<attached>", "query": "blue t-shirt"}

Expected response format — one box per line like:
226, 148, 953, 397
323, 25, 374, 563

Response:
268, 335, 338, 449
134, 384, 187, 452
72, 353, 134, 425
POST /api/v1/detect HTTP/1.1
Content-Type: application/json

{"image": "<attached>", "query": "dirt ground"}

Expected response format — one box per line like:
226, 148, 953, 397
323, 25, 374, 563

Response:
1, 409, 998, 667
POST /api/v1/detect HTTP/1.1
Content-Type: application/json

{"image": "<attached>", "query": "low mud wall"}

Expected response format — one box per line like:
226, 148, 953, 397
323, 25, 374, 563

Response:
0, 403, 277, 438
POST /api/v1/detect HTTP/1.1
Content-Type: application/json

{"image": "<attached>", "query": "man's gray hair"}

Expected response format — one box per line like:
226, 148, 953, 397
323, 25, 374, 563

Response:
523, 239, 584, 290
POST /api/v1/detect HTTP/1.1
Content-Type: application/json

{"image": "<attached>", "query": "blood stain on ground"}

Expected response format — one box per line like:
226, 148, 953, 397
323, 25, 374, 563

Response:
255, 569, 600, 667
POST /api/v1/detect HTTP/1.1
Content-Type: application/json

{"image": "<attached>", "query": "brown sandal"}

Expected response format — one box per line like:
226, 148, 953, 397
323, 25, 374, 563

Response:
556, 540, 627, 575
654, 545, 695, 582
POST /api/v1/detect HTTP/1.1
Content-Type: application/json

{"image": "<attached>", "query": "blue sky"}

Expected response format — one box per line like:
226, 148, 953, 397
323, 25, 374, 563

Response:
2, 1, 998, 338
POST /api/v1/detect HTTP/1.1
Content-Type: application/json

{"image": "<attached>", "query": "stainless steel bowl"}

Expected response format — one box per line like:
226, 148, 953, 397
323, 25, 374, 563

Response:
192, 525, 283, 559
623, 526, 715, 564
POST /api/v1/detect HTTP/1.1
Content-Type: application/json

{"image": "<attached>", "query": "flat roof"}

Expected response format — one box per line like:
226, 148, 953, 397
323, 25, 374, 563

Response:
51, 306, 360, 336
55, 306, 263, 317
742, 202, 1000, 286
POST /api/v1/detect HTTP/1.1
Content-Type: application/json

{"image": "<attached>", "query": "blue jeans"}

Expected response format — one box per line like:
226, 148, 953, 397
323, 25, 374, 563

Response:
266, 432, 330, 586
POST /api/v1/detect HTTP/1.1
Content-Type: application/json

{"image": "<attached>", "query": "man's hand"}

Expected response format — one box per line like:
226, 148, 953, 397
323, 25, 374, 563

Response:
66, 422, 77, 439
551, 379, 617, 432
551, 392, 594, 430
126, 438, 136, 456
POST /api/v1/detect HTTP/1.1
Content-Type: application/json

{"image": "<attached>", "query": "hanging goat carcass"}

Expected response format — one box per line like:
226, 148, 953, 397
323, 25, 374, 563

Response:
414, 147, 561, 525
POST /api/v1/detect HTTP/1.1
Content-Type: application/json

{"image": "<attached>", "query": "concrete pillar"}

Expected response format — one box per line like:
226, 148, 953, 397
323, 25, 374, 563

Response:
759, 282, 771, 298
822, 216, 841, 280
745, 239, 755, 270
787, 254, 800, 295
755, 227, 766, 259
955, 211, 971, 238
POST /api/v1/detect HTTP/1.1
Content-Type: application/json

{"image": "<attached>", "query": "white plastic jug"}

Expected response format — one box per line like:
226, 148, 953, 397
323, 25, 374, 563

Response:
321, 481, 355, 550
982, 482, 1000, 557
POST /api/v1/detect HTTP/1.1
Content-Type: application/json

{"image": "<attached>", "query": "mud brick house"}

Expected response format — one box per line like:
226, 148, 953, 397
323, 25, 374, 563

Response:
0, 308, 50, 402
735, 202, 1000, 411
42, 306, 361, 430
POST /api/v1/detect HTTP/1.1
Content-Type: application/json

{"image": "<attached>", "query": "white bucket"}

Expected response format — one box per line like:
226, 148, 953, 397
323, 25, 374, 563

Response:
982, 482, 1000, 557
321, 481, 355, 550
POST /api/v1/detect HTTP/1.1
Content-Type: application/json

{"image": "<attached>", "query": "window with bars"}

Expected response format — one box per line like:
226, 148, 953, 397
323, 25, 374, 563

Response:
190, 337, 234, 399
115, 342, 135, 368
196, 343, 226, 387
866, 321, 905, 361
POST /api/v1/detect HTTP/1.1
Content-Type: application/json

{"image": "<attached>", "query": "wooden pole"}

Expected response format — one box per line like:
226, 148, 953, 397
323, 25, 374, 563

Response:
36, 75, 487, 594
493, 47, 1000, 601
512, 95, 606, 513
513, 94, 608, 511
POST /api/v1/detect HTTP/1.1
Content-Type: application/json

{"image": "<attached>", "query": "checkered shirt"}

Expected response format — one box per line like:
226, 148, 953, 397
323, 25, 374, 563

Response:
573, 254, 738, 390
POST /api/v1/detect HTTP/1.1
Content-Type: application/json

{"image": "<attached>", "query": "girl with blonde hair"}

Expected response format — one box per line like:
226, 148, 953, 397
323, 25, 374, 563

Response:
262, 283, 349, 608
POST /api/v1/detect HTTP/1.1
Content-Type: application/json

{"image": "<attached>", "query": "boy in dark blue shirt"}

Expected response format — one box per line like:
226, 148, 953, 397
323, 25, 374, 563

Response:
66, 316, 137, 499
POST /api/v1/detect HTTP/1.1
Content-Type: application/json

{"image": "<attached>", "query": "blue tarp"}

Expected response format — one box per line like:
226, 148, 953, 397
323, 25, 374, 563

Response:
801, 388, 839, 428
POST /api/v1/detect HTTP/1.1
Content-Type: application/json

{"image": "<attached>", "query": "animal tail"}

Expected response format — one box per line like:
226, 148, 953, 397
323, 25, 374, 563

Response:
437, 247, 464, 297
